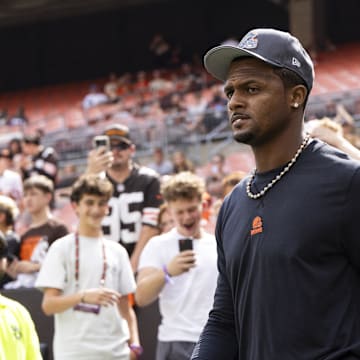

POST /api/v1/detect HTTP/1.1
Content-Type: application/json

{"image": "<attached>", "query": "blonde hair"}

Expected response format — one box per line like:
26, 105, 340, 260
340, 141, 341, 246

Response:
23, 175, 54, 194
161, 171, 205, 202
222, 171, 248, 197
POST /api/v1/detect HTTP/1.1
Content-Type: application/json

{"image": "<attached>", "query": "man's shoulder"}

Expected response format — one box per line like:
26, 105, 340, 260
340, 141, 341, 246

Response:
21, 218, 68, 238
38, 146, 57, 159
47, 233, 73, 247
46, 217, 68, 229
128, 164, 161, 189
147, 230, 178, 247
136, 164, 160, 179
311, 139, 360, 171
140, 233, 174, 265
104, 237, 129, 255
0, 295, 30, 316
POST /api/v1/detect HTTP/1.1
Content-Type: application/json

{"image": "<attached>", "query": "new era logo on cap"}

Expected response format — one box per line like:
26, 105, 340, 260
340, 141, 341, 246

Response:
204, 28, 315, 91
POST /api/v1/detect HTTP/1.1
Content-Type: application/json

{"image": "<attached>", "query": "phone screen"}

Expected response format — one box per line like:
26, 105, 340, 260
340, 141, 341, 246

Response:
178, 238, 193, 252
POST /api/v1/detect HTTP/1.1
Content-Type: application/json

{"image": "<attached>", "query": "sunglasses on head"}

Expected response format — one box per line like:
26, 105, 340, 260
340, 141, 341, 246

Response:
110, 142, 130, 151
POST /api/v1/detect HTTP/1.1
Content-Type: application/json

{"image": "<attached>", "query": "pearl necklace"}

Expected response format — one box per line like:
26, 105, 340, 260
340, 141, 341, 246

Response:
246, 134, 311, 200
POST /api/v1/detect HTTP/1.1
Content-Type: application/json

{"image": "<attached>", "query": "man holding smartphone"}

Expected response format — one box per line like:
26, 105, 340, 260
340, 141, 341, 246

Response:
136, 172, 218, 360
86, 124, 162, 272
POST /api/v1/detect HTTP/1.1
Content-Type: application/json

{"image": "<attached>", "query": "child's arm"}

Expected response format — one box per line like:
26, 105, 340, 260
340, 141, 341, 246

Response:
8, 259, 41, 275
118, 296, 142, 359
42, 287, 120, 315
42, 288, 82, 315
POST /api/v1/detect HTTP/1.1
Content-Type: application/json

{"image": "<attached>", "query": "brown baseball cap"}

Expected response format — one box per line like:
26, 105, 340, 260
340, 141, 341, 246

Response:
103, 124, 132, 145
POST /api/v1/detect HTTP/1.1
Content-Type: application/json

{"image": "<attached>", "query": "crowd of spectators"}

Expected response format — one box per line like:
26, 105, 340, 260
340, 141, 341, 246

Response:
0, 59, 225, 160
0, 108, 253, 356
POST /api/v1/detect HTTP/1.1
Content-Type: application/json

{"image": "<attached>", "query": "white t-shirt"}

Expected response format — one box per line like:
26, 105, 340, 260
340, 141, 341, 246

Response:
36, 234, 136, 360
138, 228, 218, 343
5, 237, 49, 289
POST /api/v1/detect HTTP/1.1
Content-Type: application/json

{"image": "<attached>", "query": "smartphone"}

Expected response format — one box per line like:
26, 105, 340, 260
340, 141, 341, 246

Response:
179, 238, 193, 252
92, 135, 110, 151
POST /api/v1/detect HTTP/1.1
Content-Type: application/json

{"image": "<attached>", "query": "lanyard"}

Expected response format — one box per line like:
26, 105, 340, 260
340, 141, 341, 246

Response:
74, 232, 107, 290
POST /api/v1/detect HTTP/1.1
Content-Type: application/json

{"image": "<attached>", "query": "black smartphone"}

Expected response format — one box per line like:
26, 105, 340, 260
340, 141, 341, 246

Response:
178, 238, 193, 252
92, 135, 110, 151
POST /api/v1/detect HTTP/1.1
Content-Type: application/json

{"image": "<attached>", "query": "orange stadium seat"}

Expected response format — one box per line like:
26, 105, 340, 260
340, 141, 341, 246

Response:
64, 108, 86, 129
45, 114, 65, 133
84, 105, 105, 125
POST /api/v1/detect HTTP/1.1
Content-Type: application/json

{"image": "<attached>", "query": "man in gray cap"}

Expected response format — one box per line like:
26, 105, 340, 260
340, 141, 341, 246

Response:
192, 28, 360, 359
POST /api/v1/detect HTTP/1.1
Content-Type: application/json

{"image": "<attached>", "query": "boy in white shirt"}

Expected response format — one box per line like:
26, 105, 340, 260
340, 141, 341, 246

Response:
136, 172, 218, 360
36, 174, 142, 360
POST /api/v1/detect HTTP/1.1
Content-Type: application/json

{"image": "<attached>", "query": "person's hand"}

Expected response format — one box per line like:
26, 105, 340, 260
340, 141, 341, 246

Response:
81, 287, 121, 307
129, 344, 143, 360
166, 250, 196, 277
129, 349, 138, 360
86, 147, 113, 174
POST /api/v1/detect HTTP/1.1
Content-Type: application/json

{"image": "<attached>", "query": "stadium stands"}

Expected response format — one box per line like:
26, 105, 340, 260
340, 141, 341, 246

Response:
1, 43, 360, 129
1, 42, 360, 182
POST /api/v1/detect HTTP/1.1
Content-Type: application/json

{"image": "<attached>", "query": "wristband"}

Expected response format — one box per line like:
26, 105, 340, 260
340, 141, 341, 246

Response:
162, 265, 174, 285
129, 343, 143, 358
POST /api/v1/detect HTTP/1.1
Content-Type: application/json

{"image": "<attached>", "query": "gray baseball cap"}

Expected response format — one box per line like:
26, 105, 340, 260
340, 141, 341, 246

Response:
204, 28, 315, 91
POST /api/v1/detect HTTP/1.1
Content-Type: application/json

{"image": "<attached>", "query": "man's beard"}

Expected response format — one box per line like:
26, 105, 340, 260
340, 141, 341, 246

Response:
233, 131, 254, 145
111, 162, 125, 171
